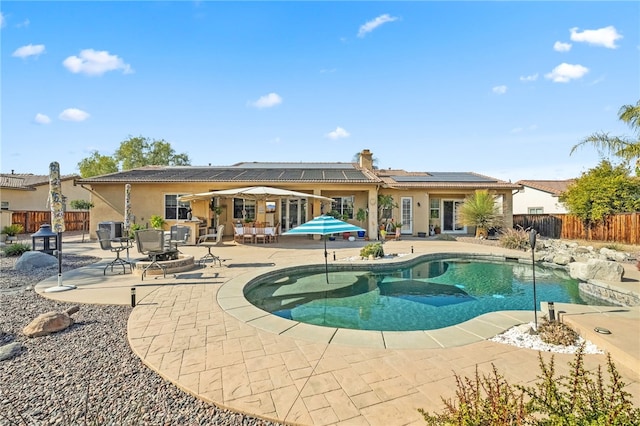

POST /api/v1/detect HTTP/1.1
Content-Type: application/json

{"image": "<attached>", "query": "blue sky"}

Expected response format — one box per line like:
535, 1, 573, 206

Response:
2, 1, 638, 182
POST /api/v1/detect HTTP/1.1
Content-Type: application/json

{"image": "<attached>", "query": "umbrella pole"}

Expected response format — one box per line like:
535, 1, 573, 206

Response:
324, 237, 329, 283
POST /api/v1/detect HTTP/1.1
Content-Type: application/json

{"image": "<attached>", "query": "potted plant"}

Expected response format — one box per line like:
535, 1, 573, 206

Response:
2, 224, 24, 243
149, 215, 166, 230
356, 208, 367, 238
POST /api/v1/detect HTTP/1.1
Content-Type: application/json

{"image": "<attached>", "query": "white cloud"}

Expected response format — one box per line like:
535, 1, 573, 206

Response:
0, 12, 5, 28
357, 14, 398, 38
34, 113, 51, 124
63, 49, 133, 76
570, 26, 622, 49
249, 92, 282, 109
492, 85, 507, 95
59, 108, 90, 122
12, 44, 45, 59
519, 73, 538, 82
16, 19, 29, 28
553, 41, 572, 52
325, 126, 350, 140
544, 63, 589, 83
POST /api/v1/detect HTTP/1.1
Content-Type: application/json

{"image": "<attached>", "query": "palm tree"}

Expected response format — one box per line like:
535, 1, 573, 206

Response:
457, 190, 503, 238
571, 100, 640, 175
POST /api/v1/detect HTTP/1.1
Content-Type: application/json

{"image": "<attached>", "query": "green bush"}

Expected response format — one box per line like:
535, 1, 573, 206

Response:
2, 224, 24, 236
419, 346, 640, 425
499, 227, 530, 250
128, 223, 144, 239
2, 243, 31, 257
360, 242, 384, 258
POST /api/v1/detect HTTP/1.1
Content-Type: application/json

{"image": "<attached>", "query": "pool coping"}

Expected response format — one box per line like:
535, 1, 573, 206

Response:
217, 251, 604, 349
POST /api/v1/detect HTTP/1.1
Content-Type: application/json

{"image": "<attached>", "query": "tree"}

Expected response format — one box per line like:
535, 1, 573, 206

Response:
352, 151, 379, 169
70, 199, 94, 242
457, 190, 503, 238
77, 136, 191, 177
78, 151, 118, 178
559, 160, 640, 238
571, 100, 640, 175
114, 136, 191, 170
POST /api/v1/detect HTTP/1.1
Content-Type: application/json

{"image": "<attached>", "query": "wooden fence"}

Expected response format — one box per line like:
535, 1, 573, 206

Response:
513, 213, 639, 245
11, 211, 90, 234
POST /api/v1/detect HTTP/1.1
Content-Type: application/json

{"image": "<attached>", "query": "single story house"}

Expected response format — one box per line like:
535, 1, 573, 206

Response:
0, 171, 90, 229
513, 180, 574, 215
76, 149, 521, 243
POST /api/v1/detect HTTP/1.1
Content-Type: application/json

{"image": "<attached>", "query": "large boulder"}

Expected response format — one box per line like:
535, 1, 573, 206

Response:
569, 259, 625, 282
14, 251, 57, 271
23, 306, 79, 338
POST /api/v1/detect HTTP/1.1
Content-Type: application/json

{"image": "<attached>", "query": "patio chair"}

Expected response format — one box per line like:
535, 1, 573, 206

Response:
254, 226, 268, 244
233, 224, 245, 243
97, 229, 133, 275
198, 224, 224, 266
169, 225, 191, 252
135, 229, 168, 280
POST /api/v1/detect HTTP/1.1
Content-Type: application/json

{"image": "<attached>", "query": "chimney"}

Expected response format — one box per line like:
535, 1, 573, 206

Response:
359, 149, 373, 170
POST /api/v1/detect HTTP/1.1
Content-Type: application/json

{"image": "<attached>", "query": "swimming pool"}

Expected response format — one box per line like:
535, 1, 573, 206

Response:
244, 256, 599, 331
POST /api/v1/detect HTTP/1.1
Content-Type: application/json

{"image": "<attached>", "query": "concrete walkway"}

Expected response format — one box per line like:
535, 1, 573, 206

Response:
36, 236, 640, 425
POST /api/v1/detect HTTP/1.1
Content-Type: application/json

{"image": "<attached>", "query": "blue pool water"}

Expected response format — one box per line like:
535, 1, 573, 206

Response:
244, 258, 596, 331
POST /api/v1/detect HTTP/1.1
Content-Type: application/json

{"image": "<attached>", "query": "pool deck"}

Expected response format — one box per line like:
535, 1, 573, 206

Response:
35, 236, 640, 425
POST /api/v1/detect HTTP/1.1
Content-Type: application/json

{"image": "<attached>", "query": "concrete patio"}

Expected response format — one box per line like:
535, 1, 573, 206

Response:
35, 235, 640, 425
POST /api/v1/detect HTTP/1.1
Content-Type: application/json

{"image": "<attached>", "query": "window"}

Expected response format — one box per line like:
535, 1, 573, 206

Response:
332, 196, 355, 219
233, 198, 256, 220
528, 207, 544, 214
0, 201, 8, 210
165, 195, 191, 220
430, 198, 440, 219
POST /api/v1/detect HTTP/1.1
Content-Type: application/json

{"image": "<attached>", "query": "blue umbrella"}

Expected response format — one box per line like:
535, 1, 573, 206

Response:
283, 215, 365, 283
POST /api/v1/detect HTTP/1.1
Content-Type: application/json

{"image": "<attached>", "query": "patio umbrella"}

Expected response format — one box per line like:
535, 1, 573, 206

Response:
44, 161, 76, 293
178, 186, 334, 202
283, 215, 364, 283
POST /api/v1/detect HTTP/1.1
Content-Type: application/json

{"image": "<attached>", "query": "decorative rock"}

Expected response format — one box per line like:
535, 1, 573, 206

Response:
552, 253, 573, 266
569, 259, 625, 282
0, 342, 22, 361
14, 251, 57, 271
23, 306, 80, 338
599, 247, 629, 262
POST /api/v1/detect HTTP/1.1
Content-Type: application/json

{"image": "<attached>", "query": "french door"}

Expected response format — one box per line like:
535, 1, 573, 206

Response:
400, 197, 413, 234
280, 198, 307, 231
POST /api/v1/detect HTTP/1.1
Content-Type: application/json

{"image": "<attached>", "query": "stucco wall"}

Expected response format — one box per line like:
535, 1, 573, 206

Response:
513, 186, 568, 214
1, 180, 90, 212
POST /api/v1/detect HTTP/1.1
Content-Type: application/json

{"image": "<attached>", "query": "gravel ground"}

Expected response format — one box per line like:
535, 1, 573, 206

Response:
0, 252, 281, 426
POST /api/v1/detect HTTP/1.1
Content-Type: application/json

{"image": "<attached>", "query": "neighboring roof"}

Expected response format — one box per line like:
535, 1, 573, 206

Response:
0, 173, 78, 190
76, 162, 521, 190
515, 180, 575, 196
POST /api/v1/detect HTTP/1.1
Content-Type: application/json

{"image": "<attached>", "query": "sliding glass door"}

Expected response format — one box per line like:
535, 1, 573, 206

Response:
442, 200, 465, 232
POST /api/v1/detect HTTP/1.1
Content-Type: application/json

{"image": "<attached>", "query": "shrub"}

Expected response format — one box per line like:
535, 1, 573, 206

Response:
499, 227, 530, 250
360, 242, 384, 258
2, 224, 24, 236
2, 243, 31, 257
419, 346, 640, 425
149, 215, 166, 230
537, 319, 579, 346
128, 223, 144, 240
